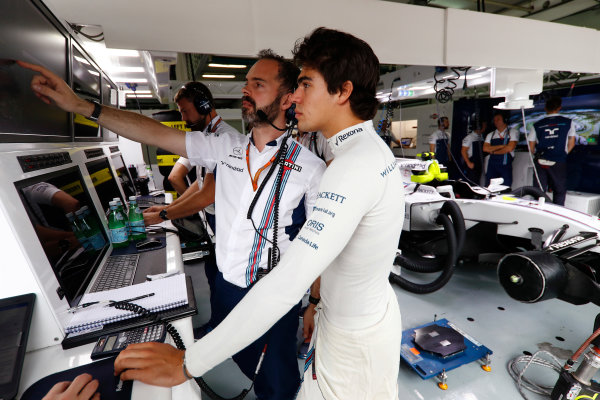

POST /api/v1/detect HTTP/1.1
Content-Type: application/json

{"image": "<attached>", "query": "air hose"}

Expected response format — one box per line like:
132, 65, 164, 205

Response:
394, 201, 465, 273
509, 186, 551, 202
390, 201, 465, 293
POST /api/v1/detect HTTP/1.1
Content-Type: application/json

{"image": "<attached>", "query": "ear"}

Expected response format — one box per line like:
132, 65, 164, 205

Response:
280, 92, 293, 111
336, 80, 353, 105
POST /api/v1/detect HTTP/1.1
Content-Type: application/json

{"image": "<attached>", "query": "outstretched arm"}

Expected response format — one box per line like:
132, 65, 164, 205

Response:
18, 61, 187, 157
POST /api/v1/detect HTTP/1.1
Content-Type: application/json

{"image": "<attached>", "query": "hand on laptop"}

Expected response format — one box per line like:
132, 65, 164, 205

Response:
143, 211, 163, 226
114, 342, 187, 387
42, 373, 99, 400
143, 205, 167, 213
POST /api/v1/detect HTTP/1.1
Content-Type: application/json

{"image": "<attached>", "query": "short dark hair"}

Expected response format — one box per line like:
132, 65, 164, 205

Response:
545, 96, 562, 112
292, 27, 380, 120
174, 81, 214, 109
257, 49, 299, 95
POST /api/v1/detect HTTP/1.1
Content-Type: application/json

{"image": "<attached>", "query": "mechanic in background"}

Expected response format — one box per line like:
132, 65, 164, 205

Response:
483, 111, 518, 187
429, 116, 451, 166
527, 96, 576, 206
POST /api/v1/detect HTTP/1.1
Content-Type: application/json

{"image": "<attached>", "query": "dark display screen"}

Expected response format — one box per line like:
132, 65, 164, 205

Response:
85, 157, 126, 214
15, 166, 109, 305
0, 0, 70, 140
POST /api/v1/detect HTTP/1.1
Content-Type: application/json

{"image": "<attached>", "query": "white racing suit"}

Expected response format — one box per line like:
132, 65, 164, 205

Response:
186, 121, 405, 399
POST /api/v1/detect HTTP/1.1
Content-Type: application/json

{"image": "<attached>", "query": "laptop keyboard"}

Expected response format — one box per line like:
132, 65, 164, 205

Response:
89, 254, 140, 293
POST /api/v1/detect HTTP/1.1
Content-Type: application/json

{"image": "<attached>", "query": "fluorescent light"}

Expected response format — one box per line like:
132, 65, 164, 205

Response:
107, 49, 140, 57
113, 77, 148, 83
122, 90, 151, 94
74, 55, 90, 65
208, 63, 246, 69
126, 94, 153, 98
202, 74, 236, 79
410, 86, 432, 90
476, 66, 487, 71
110, 66, 145, 73
87, 70, 100, 76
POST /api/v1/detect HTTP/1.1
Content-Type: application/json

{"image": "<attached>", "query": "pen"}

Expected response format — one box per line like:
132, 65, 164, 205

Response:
67, 292, 155, 313
107, 292, 155, 307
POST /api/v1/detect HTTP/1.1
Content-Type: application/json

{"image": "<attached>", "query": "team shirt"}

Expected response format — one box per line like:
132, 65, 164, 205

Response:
295, 131, 334, 163
185, 128, 326, 288
186, 121, 404, 398
485, 127, 519, 157
527, 114, 576, 157
462, 132, 483, 158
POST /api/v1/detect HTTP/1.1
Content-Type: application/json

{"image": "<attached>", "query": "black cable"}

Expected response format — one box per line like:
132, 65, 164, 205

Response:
433, 67, 471, 103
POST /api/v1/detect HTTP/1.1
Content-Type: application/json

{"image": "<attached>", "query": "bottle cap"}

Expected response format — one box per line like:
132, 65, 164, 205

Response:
129, 196, 137, 201
65, 212, 74, 219
75, 208, 85, 216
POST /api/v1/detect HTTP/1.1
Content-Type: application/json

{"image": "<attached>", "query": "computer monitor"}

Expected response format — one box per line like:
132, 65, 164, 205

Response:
110, 153, 136, 199
14, 166, 109, 306
85, 157, 127, 214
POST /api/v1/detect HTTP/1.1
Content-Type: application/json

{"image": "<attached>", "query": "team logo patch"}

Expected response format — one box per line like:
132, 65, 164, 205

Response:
233, 147, 242, 156
284, 160, 302, 172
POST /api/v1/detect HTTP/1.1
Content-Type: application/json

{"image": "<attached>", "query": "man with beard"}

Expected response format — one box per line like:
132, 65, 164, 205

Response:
19, 49, 325, 400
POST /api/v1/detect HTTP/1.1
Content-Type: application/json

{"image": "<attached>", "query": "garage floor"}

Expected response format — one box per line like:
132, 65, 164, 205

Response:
185, 258, 599, 400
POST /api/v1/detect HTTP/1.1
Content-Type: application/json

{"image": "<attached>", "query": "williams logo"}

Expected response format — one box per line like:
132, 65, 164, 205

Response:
233, 147, 242, 156
284, 160, 302, 172
335, 127, 362, 146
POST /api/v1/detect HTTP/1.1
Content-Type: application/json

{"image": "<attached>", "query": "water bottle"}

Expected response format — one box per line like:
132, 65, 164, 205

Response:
128, 196, 147, 241
66, 211, 90, 250
108, 201, 129, 248
113, 197, 129, 233
146, 166, 157, 191
75, 207, 106, 250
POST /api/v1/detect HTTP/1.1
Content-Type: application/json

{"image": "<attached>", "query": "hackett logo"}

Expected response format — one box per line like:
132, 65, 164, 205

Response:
335, 127, 363, 146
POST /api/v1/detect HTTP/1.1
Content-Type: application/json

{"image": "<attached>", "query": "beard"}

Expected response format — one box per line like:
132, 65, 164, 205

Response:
241, 93, 282, 127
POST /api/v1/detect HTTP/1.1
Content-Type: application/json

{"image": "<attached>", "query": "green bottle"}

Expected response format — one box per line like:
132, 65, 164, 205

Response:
66, 212, 90, 250
108, 201, 129, 248
128, 196, 146, 241
75, 207, 106, 250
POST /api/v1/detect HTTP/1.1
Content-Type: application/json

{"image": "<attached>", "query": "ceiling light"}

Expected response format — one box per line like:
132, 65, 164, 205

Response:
202, 74, 235, 79
113, 77, 148, 83
122, 90, 151, 94
74, 55, 90, 65
208, 63, 246, 69
87, 70, 100, 76
107, 49, 140, 57
126, 94, 153, 98
110, 66, 145, 73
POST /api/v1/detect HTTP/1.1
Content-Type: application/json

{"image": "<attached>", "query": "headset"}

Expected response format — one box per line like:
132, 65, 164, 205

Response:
184, 82, 213, 116
285, 103, 297, 124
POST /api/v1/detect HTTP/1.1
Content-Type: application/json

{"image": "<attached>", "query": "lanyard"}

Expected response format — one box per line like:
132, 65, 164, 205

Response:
206, 116, 222, 133
246, 143, 278, 191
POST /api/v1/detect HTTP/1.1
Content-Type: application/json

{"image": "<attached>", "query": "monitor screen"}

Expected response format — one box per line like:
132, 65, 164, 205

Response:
508, 93, 600, 147
14, 167, 109, 305
72, 46, 101, 138
111, 154, 136, 199
0, 0, 70, 139
85, 157, 127, 214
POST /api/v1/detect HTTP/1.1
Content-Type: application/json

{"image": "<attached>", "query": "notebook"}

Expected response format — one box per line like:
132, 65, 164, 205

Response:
65, 273, 187, 334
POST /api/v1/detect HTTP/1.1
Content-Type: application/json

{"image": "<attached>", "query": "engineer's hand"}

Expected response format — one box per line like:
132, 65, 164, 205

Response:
143, 205, 167, 214
114, 342, 187, 387
143, 211, 163, 226
466, 160, 474, 170
302, 304, 317, 340
17, 61, 89, 114
42, 373, 99, 400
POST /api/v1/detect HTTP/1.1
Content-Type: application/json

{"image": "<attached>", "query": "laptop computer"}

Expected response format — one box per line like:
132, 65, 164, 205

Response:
0, 293, 35, 400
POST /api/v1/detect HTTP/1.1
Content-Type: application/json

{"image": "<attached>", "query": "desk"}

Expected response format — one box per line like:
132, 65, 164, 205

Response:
18, 224, 202, 400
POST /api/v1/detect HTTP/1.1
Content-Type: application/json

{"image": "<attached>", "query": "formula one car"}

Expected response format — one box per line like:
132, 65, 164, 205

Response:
392, 153, 600, 296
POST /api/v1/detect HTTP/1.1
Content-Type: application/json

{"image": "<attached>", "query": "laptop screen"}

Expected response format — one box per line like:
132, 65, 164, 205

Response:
110, 154, 136, 199
0, 293, 35, 400
85, 157, 126, 215
14, 166, 109, 306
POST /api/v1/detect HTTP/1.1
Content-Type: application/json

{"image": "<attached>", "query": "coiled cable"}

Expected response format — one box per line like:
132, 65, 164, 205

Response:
507, 350, 563, 400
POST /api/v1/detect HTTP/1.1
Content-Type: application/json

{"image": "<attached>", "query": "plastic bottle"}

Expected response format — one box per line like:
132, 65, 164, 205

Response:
75, 208, 106, 250
128, 196, 147, 241
66, 211, 91, 250
108, 200, 129, 248
113, 197, 129, 233
146, 166, 157, 191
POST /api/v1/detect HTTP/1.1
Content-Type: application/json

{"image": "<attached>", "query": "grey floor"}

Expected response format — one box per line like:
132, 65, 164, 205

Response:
185, 259, 599, 400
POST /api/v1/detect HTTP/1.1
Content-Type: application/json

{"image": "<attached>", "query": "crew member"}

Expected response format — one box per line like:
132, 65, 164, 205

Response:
461, 120, 486, 184
528, 96, 576, 206
19, 48, 325, 400
295, 131, 334, 165
110, 27, 404, 399
429, 116, 451, 166
483, 111, 518, 187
